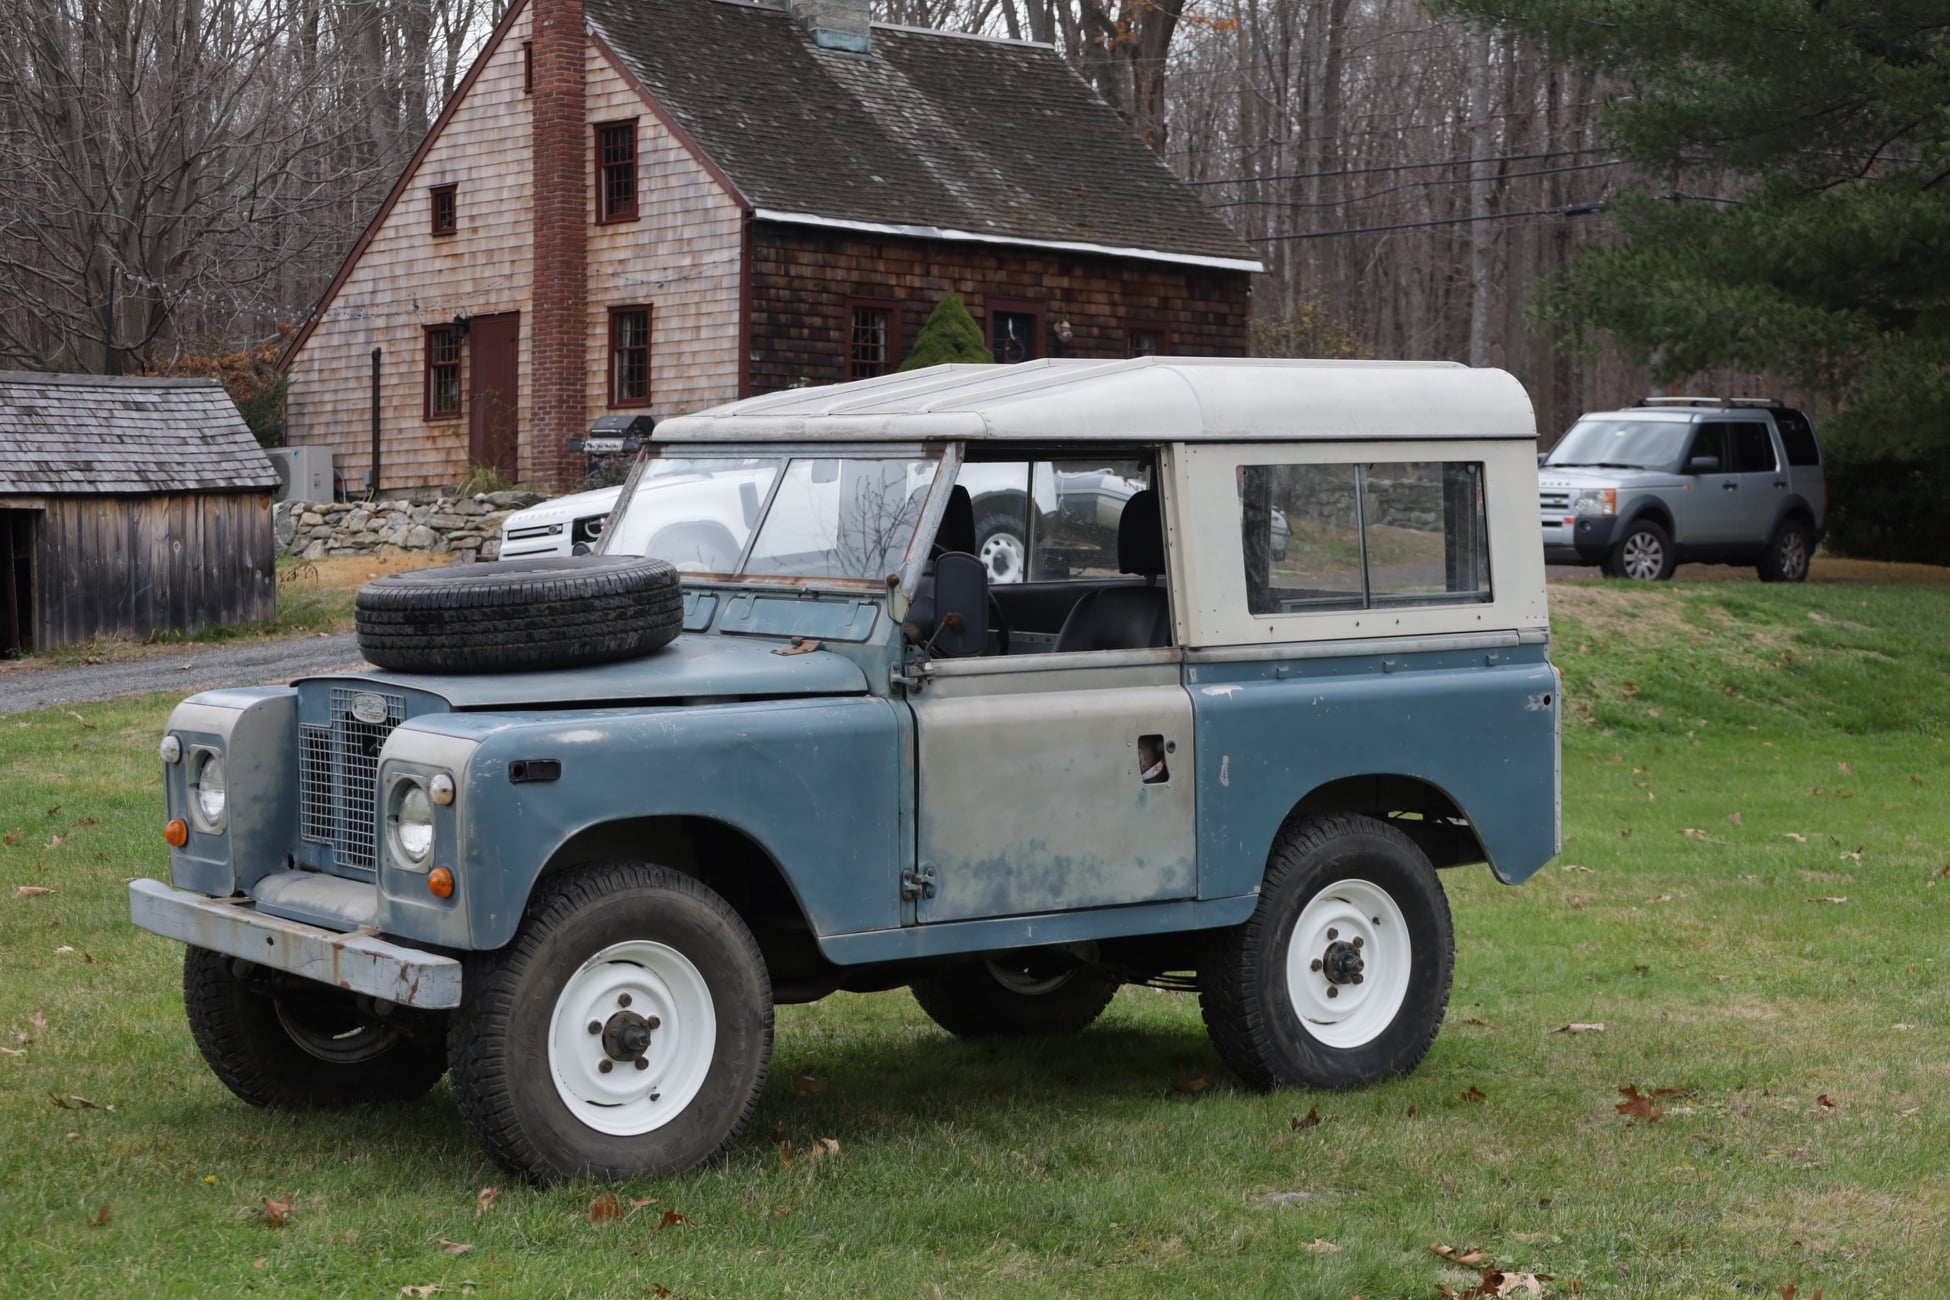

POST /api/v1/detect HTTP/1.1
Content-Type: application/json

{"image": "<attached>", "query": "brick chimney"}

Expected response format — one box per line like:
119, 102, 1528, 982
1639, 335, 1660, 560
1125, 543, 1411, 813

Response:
781, 0, 871, 53
529, 0, 588, 490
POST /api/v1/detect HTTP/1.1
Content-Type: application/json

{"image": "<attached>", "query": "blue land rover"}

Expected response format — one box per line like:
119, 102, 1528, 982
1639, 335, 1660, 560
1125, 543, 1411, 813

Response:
132, 358, 1561, 1183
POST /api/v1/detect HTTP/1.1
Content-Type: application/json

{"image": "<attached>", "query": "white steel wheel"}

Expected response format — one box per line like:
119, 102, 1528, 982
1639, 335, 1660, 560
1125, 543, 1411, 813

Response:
546, 940, 715, 1137
1284, 879, 1410, 1049
979, 529, 1026, 584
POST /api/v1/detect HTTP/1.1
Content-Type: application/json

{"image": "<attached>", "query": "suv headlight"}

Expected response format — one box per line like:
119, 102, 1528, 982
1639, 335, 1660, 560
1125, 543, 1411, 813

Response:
391, 780, 434, 864
1573, 488, 1617, 516
189, 749, 227, 831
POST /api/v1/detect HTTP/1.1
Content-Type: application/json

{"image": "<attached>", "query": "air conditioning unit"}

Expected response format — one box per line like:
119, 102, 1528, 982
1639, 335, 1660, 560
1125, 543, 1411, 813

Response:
266, 447, 334, 502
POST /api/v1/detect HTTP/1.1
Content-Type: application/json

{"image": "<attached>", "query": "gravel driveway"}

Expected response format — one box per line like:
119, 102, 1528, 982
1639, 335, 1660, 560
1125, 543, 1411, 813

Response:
0, 634, 370, 715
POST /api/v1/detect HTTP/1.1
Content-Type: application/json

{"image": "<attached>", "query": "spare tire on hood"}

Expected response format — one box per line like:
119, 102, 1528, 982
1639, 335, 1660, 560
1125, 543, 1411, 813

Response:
355, 556, 683, 674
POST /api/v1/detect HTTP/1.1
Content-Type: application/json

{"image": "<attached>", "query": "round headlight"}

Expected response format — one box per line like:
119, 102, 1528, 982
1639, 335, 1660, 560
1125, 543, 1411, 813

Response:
192, 752, 227, 827
395, 783, 433, 863
159, 734, 182, 764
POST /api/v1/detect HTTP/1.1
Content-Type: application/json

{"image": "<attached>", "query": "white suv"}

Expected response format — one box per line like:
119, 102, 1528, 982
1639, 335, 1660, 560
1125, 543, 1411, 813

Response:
1539, 398, 1825, 581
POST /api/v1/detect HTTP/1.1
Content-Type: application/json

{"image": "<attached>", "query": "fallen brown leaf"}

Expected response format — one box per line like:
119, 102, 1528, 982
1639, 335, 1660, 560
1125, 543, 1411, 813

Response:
1560, 863, 1593, 873
399, 1287, 443, 1298
1806, 896, 1849, 905
87, 1199, 113, 1228
791, 1072, 828, 1096
1816, 1094, 1837, 1110
1727, 812, 1743, 827
1463, 1016, 1494, 1027
262, 1196, 293, 1227
1783, 833, 1807, 842
1553, 1023, 1605, 1034
43, 836, 64, 850
1615, 1085, 1662, 1124
657, 1209, 695, 1230
1430, 1242, 1492, 1267
2, 830, 20, 845
1172, 1071, 1210, 1094
475, 1186, 500, 1216
16, 886, 53, 896
436, 1239, 472, 1256
630, 1197, 658, 1211
588, 1192, 624, 1223
1304, 1238, 1341, 1253
1461, 1085, 1487, 1104
1837, 762, 1852, 775
1290, 1106, 1322, 1130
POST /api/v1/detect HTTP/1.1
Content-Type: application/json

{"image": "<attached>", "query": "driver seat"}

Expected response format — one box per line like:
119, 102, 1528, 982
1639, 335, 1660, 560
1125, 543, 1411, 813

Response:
1053, 489, 1170, 652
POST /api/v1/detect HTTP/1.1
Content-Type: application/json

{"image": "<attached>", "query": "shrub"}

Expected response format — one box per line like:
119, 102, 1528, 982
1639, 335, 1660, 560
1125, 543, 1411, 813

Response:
900, 292, 992, 370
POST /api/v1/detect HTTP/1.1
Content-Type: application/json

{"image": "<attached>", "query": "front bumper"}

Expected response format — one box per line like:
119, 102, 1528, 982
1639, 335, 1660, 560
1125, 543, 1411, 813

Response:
1542, 516, 1620, 565
129, 878, 462, 1009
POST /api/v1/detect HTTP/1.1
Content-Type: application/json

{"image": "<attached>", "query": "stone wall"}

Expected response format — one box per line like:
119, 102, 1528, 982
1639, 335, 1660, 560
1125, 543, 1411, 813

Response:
275, 491, 546, 562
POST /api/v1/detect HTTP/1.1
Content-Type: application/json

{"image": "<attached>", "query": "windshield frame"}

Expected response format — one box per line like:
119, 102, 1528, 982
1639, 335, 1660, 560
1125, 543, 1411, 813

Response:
601, 440, 959, 594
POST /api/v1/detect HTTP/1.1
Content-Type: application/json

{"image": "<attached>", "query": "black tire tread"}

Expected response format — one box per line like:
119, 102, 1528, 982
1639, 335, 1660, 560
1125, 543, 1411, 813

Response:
1199, 813, 1453, 1092
354, 556, 683, 673
182, 946, 447, 1108
911, 964, 1119, 1038
446, 862, 772, 1184
1757, 517, 1815, 583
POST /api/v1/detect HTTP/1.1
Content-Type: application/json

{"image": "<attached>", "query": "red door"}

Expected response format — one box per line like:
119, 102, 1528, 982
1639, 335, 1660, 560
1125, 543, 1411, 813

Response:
469, 313, 520, 479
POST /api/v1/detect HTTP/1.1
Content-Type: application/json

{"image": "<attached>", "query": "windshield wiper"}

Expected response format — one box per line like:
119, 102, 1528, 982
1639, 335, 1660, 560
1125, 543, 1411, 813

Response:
1553, 461, 1643, 470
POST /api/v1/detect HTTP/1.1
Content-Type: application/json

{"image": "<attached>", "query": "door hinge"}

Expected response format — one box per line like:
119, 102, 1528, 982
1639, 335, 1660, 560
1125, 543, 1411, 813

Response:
900, 865, 938, 901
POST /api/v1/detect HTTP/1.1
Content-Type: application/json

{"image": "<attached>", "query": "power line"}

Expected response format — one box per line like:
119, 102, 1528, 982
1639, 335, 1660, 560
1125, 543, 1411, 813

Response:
1248, 203, 1604, 242
1188, 146, 1618, 189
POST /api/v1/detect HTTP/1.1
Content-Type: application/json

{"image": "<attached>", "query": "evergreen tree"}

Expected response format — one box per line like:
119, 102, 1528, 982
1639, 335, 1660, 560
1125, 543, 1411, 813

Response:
1436, 0, 1950, 559
900, 292, 993, 370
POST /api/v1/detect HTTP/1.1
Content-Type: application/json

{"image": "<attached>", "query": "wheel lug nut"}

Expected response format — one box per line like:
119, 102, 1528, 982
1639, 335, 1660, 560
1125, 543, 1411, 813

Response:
634, 1057, 649, 1071
1327, 986, 1339, 999
1352, 973, 1364, 984
1310, 958, 1323, 972
618, 993, 632, 1008
587, 1021, 601, 1035
645, 1016, 660, 1030
1352, 936, 1364, 949
598, 1059, 613, 1074
1326, 928, 1338, 940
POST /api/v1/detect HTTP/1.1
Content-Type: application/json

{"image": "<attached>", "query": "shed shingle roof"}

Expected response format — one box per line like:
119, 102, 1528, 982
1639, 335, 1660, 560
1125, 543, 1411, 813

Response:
0, 372, 280, 495
586, 0, 1259, 268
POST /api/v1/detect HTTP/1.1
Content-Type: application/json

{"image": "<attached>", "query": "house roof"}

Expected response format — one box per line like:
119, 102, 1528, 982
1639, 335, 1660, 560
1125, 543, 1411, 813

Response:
653, 357, 1538, 443
0, 372, 279, 495
586, 0, 1261, 270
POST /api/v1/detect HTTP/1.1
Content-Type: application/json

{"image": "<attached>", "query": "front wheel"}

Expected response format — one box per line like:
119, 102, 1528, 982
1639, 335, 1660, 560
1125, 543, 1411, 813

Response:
1603, 519, 1675, 581
183, 946, 448, 1108
911, 948, 1119, 1037
974, 509, 1028, 585
448, 863, 772, 1184
1199, 814, 1453, 1091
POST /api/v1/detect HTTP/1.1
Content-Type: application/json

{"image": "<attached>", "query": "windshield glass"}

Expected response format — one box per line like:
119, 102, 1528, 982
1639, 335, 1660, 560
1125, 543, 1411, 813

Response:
1546, 417, 1691, 470
603, 455, 937, 582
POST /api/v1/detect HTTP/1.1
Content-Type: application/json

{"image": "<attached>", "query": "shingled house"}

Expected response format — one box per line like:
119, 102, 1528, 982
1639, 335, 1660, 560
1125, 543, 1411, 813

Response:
0, 373, 278, 654
279, 0, 1259, 494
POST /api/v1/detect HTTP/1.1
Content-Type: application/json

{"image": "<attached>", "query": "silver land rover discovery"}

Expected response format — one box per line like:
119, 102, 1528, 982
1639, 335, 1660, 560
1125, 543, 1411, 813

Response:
1540, 397, 1826, 581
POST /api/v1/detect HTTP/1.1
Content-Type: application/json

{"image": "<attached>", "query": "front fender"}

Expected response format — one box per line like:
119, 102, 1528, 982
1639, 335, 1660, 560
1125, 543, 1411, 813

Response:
400, 697, 904, 950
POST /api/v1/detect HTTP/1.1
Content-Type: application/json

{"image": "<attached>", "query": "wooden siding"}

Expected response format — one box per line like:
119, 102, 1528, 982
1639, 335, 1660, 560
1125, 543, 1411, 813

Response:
283, 16, 746, 493
582, 53, 744, 424
1, 493, 276, 650
748, 227, 1252, 394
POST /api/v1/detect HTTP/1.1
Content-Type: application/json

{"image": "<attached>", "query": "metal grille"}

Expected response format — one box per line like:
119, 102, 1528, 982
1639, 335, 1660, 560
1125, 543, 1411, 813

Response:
299, 725, 334, 843
296, 689, 404, 870
1539, 490, 1570, 513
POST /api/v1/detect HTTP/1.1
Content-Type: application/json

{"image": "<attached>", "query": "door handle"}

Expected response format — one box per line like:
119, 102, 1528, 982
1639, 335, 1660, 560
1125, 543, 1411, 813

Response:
1722, 481, 1738, 491
1774, 480, 1787, 489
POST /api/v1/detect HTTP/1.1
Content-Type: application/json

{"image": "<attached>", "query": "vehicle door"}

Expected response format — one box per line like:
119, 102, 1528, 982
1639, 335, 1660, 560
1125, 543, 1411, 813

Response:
1771, 410, 1824, 523
1723, 419, 1785, 542
903, 455, 1196, 924
1677, 422, 1736, 544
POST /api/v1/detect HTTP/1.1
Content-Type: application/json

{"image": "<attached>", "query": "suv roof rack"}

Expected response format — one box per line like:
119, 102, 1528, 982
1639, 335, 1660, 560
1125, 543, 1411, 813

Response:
1631, 395, 1783, 409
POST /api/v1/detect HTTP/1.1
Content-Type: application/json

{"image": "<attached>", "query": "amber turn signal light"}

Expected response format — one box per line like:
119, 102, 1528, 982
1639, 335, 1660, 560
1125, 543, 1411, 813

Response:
427, 867, 455, 899
164, 819, 189, 847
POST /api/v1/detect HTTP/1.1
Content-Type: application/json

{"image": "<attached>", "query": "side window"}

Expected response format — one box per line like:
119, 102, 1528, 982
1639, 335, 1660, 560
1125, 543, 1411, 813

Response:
1774, 410, 1821, 466
1687, 423, 1729, 471
1727, 422, 1776, 473
1241, 462, 1489, 615
952, 460, 1150, 583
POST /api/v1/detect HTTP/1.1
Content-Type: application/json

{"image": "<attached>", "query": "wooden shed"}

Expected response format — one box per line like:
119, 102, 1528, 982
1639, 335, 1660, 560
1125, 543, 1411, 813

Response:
0, 372, 280, 655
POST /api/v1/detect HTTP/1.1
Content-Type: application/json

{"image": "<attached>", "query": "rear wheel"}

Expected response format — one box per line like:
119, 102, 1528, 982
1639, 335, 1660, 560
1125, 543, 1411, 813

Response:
1200, 814, 1453, 1091
1758, 518, 1814, 582
974, 509, 1028, 585
911, 948, 1119, 1037
447, 863, 771, 1184
1603, 519, 1675, 581
183, 946, 447, 1108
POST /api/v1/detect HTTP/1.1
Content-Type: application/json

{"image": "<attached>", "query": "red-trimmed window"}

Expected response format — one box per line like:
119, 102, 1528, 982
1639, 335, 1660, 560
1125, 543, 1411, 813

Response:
847, 300, 901, 379
424, 325, 463, 419
609, 306, 652, 406
596, 122, 638, 223
522, 40, 533, 94
429, 184, 457, 236
987, 298, 1044, 364
1125, 322, 1170, 357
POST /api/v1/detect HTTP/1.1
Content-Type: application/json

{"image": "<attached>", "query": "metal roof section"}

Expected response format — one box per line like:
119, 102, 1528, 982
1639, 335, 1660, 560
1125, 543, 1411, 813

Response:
652, 358, 1539, 444
0, 371, 279, 495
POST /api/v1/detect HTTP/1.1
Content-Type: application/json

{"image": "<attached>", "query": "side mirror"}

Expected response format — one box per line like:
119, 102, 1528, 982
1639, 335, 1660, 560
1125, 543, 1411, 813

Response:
927, 552, 989, 658
1687, 454, 1721, 474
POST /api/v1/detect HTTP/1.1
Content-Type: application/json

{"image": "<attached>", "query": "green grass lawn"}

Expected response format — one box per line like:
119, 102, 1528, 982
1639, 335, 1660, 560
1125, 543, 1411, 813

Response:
2, 578, 1946, 1298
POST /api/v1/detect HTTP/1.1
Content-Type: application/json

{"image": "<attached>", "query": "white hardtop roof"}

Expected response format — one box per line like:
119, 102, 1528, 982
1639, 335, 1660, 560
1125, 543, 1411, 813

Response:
653, 357, 1538, 444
